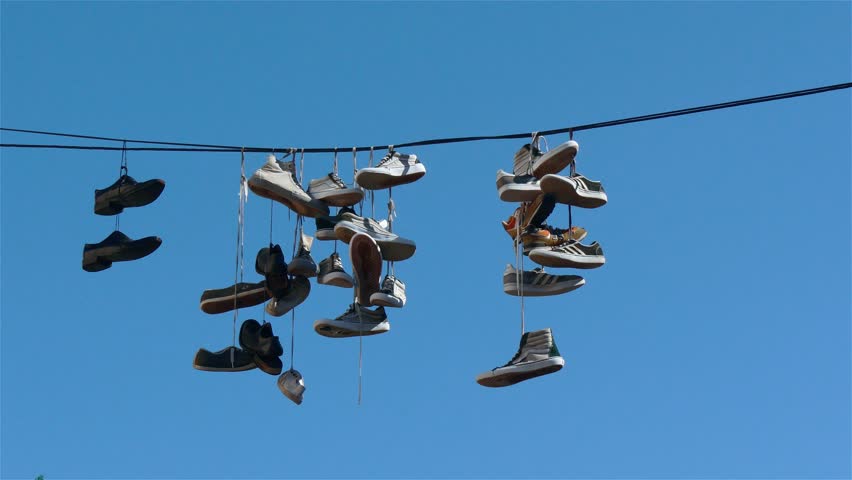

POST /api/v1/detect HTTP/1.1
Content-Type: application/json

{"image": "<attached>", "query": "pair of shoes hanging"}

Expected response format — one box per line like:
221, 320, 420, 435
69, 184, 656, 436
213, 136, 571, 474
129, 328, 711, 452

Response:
192, 319, 284, 375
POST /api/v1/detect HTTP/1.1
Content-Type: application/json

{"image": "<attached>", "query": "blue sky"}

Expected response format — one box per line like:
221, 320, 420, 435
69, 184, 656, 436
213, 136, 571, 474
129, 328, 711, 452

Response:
1, 2, 850, 479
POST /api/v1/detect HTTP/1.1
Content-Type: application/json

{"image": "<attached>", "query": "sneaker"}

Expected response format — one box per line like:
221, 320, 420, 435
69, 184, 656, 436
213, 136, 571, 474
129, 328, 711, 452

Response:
512, 144, 535, 176
94, 175, 166, 216
256, 244, 289, 297
502, 264, 585, 297
370, 274, 406, 308
334, 212, 416, 262
288, 233, 318, 277
265, 276, 311, 317
529, 240, 605, 269
248, 154, 329, 218
313, 303, 390, 338
278, 369, 306, 405
238, 319, 283, 376
315, 206, 356, 241
317, 252, 355, 288
200, 281, 269, 314
540, 173, 607, 208
193, 346, 257, 372
519, 227, 578, 255
496, 169, 541, 203
531, 140, 579, 178
350, 233, 382, 306
501, 193, 556, 238
355, 151, 426, 190
476, 328, 565, 387
308, 172, 364, 207
82, 230, 162, 272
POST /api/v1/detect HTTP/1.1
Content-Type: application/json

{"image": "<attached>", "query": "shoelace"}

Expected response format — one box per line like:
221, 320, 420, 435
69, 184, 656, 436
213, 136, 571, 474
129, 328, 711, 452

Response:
375, 152, 396, 168
329, 172, 346, 188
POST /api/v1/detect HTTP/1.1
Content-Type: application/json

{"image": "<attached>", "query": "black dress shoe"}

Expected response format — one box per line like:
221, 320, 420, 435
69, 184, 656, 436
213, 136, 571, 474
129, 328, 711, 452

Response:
95, 175, 166, 216
82, 230, 162, 272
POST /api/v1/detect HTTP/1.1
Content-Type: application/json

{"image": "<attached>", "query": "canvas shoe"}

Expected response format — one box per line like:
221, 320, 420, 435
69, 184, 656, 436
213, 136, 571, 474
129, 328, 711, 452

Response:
248, 155, 329, 218
193, 346, 257, 372
349, 233, 382, 306
500, 193, 557, 238
529, 240, 605, 269
200, 281, 269, 314
317, 252, 355, 288
315, 206, 356, 241
313, 303, 390, 338
355, 151, 426, 190
82, 230, 162, 272
256, 244, 289, 297
334, 212, 416, 262
370, 274, 406, 308
94, 175, 166, 216
502, 264, 585, 297
278, 369, 306, 405
265, 276, 311, 317
496, 169, 541, 203
531, 140, 579, 178
520, 227, 583, 255
540, 173, 607, 208
476, 328, 565, 387
512, 143, 535, 176
308, 172, 364, 207
288, 233, 318, 277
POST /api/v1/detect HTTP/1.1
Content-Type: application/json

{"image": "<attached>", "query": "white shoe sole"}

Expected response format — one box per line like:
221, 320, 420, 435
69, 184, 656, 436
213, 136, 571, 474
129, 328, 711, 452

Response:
528, 249, 605, 269
497, 182, 542, 203
313, 319, 390, 338
315, 228, 338, 241
355, 163, 426, 190
540, 175, 607, 208
476, 356, 565, 387
313, 187, 364, 207
369, 292, 405, 308
318, 271, 354, 288
248, 177, 329, 218
532, 141, 579, 178
503, 277, 585, 296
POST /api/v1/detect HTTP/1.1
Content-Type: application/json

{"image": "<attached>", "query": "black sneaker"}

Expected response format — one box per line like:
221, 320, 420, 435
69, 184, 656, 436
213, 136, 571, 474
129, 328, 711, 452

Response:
94, 175, 165, 216
239, 319, 284, 376
193, 346, 257, 372
315, 206, 356, 241
82, 230, 162, 272
529, 240, 605, 269
199, 282, 269, 314
256, 244, 289, 297
502, 264, 585, 297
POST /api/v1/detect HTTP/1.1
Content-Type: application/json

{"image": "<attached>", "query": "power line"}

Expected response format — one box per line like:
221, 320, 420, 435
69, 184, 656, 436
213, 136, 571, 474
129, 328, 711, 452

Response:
2, 82, 849, 154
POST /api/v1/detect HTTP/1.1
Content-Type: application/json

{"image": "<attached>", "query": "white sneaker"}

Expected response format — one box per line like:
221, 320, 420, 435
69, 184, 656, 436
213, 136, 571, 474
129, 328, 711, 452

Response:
313, 303, 390, 338
277, 369, 306, 405
355, 152, 426, 190
476, 328, 564, 387
248, 155, 329, 218
308, 172, 364, 207
370, 274, 406, 308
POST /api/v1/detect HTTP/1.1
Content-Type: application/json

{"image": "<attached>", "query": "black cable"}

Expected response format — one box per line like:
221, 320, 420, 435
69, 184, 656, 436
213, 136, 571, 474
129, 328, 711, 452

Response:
2, 82, 849, 154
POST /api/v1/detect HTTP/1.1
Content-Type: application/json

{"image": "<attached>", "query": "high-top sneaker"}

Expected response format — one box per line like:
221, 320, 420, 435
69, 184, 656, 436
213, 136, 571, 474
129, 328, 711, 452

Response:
308, 172, 364, 207
476, 328, 564, 387
540, 172, 607, 208
355, 151, 426, 190
370, 274, 406, 308
288, 233, 318, 277
317, 252, 355, 288
313, 303, 390, 338
248, 154, 329, 218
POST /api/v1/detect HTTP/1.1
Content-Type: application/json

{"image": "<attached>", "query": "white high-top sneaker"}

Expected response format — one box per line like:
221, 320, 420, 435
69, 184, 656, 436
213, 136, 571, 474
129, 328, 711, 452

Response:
248, 155, 329, 218
308, 172, 364, 207
476, 328, 564, 387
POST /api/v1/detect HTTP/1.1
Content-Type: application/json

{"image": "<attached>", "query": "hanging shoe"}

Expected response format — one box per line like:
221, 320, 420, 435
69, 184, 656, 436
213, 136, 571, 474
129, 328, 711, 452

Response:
502, 264, 584, 297
308, 172, 364, 207
248, 155, 329, 218
512, 144, 535, 176
500, 193, 557, 238
529, 240, 605, 269
315, 206, 357, 241
496, 169, 541, 203
288, 233, 318, 277
313, 303, 390, 338
200, 281, 269, 314
349, 233, 382, 306
531, 140, 579, 178
278, 369, 306, 405
82, 230, 162, 272
354, 151, 426, 190
540, 173, 607, 208
519, 227, 582, 255
256, 244, 290, 297
94, 175, 165, 216
317, 252, 355, 288
192, 346, 257, 372
476, 328, 564, 387
239, 319, 284, 376
370, 274, 406, 308
334, 212, 416, 262
265, 276, 311, 317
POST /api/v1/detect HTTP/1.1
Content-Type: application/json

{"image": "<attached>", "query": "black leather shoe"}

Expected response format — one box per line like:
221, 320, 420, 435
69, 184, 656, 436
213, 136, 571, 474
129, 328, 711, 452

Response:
94, 175, 165, 216
82, 230, 162, 272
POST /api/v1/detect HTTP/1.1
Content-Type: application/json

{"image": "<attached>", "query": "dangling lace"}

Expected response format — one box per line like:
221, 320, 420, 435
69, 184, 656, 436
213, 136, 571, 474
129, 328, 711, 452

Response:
231, 148, 248, 366
115, 140, 128, 232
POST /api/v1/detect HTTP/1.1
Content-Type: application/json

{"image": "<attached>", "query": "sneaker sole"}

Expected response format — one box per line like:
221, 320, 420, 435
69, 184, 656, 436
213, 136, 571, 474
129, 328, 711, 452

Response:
532, 141, 578, 178
528, 249, 606, 269
476, 356, 565, 387
313, 188, 364, 207
248, 180, 329, 218
350, 234, 382, 305
200, 285, 269, 314
192, 362, 258, 372
335, 223, 416, 262
289, 259, 318, 277
355, 164, 426, 190
313, 319, 390, 338
369, 292, 405, 308
503, 277, 585, 296
497, 183, 542, 203
315, 228, 339, 241
318, 271, 355, 288
265, 277, 311, 316
540, 175, 607, 209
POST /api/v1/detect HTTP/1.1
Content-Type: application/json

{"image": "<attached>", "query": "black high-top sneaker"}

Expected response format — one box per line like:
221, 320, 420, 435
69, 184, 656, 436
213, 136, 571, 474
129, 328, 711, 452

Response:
288, 233, 318, 277
476, 328, 565, 387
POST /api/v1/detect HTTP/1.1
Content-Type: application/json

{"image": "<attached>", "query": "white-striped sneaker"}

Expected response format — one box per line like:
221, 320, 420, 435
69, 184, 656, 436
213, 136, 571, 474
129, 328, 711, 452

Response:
476, 328, 564, 387
531, 140, 579, 178
529, 240, 605, 269
502, 264, 585, 297
540, 173, 607, 208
